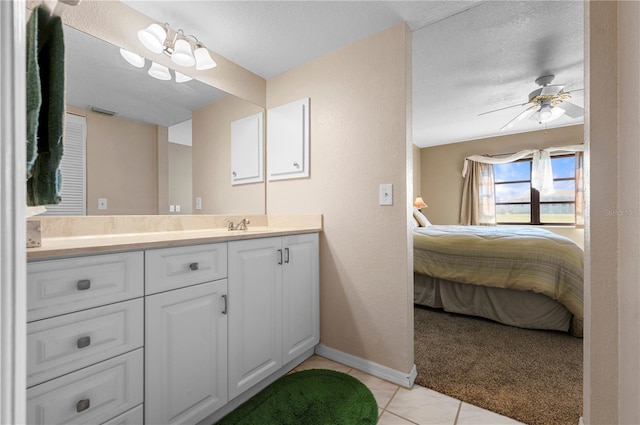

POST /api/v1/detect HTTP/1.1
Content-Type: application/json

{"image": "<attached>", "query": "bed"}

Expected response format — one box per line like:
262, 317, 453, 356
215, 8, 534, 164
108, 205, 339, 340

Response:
413, 224, 584, 337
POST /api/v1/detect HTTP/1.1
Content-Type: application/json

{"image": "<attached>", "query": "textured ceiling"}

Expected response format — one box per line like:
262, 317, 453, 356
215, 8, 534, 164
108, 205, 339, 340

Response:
79, 1, 584, 146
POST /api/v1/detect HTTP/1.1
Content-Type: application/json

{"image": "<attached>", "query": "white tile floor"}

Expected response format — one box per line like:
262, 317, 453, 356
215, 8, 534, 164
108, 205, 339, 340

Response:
292, 355, 526, 425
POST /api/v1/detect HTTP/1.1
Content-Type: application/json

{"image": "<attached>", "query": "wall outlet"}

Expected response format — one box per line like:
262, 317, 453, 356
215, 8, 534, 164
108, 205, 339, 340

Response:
195, 197, 202, 210
98, 198, 108, 210
379, 184, 393, 206
175, 205, 181, 212
169, 205, 175, 212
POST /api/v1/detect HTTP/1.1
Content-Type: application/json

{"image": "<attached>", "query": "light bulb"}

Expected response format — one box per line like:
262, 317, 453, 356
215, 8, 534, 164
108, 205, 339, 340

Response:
138, 23, 166, 54
171, 38, 195, 67
148, 62, 171, 81
194, 46, 217, 70
119, 49, 145, 68
175, 71, 193, 83
538, 105, 553, 122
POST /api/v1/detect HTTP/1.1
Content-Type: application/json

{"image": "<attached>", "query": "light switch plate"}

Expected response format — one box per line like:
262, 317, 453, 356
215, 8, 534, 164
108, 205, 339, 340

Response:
379, 184, 393, 206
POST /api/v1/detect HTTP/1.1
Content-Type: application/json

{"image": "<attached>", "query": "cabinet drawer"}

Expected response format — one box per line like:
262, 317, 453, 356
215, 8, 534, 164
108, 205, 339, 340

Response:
27, 299, 144, 387
101, 404, 143, 425
27, 349, 143, 425
27, 252, 144, 322
145, 243, 227, 295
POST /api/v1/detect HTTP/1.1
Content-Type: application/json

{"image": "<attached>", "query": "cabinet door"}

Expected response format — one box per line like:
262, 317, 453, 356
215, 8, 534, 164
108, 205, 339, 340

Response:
282, 233, 320, 363
231, 112, 264, 185
267, 98, 310, 181
145, 280, 228, 425
228, 238, 282, 400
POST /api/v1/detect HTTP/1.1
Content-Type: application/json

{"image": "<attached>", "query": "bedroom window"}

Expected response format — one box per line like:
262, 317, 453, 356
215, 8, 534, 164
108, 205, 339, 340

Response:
494, 154, 576, 225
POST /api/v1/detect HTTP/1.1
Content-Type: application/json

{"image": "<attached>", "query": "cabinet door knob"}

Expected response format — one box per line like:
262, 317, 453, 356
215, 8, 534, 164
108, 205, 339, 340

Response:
189, 262, 199, 271
76, 336, 91, 349
76, 279, 91, 291
76, 399, 90, 413
222, 294, 228, 315
232, 171, 237, 177
293, 161, 299, 168
284, 248, 290, 264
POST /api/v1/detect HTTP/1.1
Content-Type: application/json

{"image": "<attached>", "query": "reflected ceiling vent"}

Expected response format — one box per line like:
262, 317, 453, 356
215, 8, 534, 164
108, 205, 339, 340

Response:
90, 106, 117, 116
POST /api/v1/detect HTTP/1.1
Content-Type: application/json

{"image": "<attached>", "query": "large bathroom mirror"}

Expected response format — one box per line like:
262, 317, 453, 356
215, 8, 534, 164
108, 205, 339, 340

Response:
59, 24, 265, 216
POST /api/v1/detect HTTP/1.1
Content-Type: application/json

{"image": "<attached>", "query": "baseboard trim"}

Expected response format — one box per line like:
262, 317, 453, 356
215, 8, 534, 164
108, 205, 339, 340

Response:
315, 343, 417, 388
579, 416, 584, 425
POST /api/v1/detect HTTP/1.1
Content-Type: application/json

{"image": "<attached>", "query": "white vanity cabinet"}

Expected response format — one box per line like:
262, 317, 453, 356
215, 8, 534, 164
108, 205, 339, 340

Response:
27, 230, 319, 425
145, 243, 228, 425
227, 233, 319, 400
26, 252, 144, 425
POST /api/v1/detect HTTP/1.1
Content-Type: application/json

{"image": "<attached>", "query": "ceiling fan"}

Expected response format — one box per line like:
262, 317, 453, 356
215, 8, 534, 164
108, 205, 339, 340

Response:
480, 74, 584, 131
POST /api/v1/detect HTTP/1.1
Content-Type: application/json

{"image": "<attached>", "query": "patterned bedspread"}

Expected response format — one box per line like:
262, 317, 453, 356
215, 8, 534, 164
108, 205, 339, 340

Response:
413, 225, 584, 336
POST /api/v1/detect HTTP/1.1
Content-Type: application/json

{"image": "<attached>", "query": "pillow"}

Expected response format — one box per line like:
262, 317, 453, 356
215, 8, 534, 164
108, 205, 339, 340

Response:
411, 215, 420, 228
413, 208, 431, 227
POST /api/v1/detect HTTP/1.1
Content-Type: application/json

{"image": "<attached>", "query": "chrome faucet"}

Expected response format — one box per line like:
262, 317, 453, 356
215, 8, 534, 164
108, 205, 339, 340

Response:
226, 218, 251, 231
237, 218, 250, 231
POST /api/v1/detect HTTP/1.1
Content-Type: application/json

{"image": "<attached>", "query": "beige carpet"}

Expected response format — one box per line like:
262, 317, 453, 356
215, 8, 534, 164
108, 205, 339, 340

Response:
414, 306, 582, 425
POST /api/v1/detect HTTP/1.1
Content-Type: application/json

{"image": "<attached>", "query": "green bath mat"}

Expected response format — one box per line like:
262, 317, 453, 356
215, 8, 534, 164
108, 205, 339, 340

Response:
216, 369, 378, 425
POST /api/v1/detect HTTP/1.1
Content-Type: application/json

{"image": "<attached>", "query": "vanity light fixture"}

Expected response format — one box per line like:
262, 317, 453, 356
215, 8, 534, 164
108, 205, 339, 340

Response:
119, 48, 145, 68
175, 71, 193, 83
148, 62, 171, 81
137, 22, 217, 71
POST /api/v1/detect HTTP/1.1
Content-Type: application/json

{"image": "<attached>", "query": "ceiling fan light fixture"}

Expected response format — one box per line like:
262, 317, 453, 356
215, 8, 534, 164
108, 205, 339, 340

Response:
538, 104, 553, 122
537, 105, 566, 123
138, 23, 167, 54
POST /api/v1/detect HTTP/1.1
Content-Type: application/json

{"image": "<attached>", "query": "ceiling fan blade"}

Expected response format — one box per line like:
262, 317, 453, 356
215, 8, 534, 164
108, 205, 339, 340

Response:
500, 104, 538, 131
558, 100, 584, 118
478, 102, 532, 117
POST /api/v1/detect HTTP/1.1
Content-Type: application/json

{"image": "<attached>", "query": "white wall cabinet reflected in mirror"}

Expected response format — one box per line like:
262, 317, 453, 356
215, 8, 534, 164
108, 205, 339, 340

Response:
231, 112, 264, 186
267, 98, 310, 181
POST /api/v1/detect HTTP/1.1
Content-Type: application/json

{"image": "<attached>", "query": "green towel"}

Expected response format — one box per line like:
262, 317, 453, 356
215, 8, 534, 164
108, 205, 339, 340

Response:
26, 7, 41, 179
26, 6, 65, 206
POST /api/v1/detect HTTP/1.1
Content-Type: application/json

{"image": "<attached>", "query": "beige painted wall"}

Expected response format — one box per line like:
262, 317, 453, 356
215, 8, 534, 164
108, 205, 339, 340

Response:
168, 143, 193, 214
67, 105, 159, 215
585, 2, 640, 424
192, 96, 265, 215
265, 23, 414, 374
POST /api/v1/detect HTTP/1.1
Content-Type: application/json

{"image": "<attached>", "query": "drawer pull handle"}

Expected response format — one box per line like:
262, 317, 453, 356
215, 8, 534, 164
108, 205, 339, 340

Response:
277, 249, 283, 265
284, 248, 290, 264
76, 336, 91, 349
76, 398, 90, 413
222, 294, 228, 315
76, 279, 91, 291
189, 262, 199, 271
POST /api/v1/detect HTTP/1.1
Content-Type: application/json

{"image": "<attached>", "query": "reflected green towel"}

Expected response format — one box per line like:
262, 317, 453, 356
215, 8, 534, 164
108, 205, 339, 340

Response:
26, 6, 65, 206
26, 7, 41, 179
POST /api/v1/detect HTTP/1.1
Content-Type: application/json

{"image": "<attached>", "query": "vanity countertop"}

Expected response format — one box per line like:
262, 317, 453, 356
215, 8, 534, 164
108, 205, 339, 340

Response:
27, 215, 322, 260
